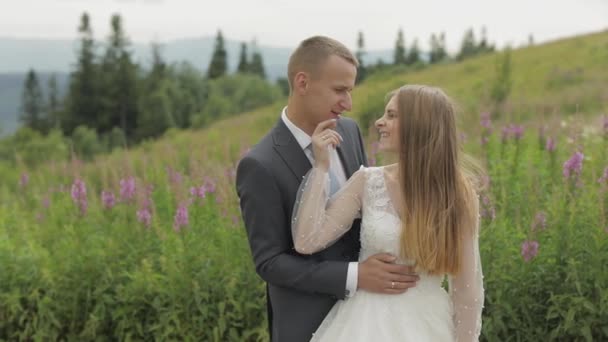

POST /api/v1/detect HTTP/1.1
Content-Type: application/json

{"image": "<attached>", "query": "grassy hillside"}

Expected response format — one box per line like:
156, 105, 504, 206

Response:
134, 30, 608, 167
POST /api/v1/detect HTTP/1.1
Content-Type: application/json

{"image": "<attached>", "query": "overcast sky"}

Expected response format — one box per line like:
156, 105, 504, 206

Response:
1, 0, 606, 52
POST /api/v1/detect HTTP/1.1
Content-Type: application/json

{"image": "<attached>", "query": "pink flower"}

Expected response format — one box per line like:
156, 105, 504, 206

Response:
480, 194, 496, 221
511, 125, 524, 141
203, 177, 217, 194
137, 208, 152, 227
545, 137, 556, 152
71, 178, 88, 215
173, 204, 189, 232
521, 240, 539, 262
101, 190, 115, 209
480, 112, 492, 129
166, 167, 182, 184
190, 186, 206, 199
119, 177, 136, 203
531, 211, 547, 231
563, 152, 584, 179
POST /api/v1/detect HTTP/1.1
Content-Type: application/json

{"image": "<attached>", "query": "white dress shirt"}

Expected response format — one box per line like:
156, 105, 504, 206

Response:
281, 107, 358, 297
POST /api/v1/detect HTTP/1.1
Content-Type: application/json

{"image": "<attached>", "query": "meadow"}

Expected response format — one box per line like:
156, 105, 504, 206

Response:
1, 31, 607, 341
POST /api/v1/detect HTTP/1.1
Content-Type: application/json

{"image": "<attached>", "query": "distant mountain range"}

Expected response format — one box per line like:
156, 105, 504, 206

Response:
0, 36, 392, 136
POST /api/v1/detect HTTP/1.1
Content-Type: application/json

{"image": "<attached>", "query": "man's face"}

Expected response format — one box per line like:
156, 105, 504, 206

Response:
303, 55, 357, 126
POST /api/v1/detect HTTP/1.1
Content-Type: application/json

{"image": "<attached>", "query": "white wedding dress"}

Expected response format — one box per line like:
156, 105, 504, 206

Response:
292, 166, 484, 342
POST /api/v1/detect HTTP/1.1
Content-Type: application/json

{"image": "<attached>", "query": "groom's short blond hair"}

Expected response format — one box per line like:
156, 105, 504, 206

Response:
287, 36, 358, 91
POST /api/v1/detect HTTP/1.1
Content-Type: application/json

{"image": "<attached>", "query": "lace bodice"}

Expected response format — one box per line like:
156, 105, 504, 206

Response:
292, 166, 484, 341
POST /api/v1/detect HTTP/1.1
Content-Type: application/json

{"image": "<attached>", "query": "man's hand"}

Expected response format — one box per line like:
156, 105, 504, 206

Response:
358, 253, 419, 294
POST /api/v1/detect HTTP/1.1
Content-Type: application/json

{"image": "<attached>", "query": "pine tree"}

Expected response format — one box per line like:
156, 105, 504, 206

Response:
20, 69, 45, 132
66, 12, 99, 135
47, 73, 61, 129
405, 38, 421, 65
100, 14, 139, 140
249, 40, 266, 79
237, 42, 249, 74
393, 29, 407, 65
438, 32, 448, 61
149, 43, 166, 84
429, 33, 439, 64
355, 31, 367, 83
457, 28, 477, 61
207, 30, 228, 79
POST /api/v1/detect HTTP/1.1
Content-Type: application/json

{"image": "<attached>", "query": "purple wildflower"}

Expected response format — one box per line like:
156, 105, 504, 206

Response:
167, 167, 182, 184
521, 240, 539, 262
511, 125, 524, 141
203, 177, 217, 194
531, 211, 547, 231
119, 177, 136, 203
19, 173, 29, 187
173, 204, 189, 232
137, 207, 152, 227
190, 185, 207, 199
71, 178, 88, 215
480, 112, 492, 129
545, 137, 556, 152
563, 152, 584, 179
480, 194, 496, 220
101, 190, 116, 209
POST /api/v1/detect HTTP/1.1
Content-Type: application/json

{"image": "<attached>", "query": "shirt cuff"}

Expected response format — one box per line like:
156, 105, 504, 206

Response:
345, 262, 358, 298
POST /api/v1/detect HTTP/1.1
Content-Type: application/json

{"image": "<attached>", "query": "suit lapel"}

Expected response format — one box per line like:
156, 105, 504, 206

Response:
272, 119, 312, 184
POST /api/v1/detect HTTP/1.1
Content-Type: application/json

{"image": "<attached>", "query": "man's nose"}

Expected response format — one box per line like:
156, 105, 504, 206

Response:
340, 93, 352, 111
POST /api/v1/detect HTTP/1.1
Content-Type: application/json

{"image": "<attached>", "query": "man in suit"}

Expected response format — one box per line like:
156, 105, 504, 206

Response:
236, 36, 418, 342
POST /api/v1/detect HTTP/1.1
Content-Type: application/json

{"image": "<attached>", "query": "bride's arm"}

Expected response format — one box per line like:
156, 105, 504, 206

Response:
291, 167, 366, 254
449, 194, 484, 341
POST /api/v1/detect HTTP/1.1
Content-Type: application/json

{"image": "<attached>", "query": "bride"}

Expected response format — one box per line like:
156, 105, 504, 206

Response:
291, 85, 484, 341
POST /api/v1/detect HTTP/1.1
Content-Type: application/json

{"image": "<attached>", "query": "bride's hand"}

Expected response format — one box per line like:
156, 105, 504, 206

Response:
311, 119, 343, 171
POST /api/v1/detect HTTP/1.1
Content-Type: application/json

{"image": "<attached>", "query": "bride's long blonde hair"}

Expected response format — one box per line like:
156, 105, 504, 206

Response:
392, 85, 481, 275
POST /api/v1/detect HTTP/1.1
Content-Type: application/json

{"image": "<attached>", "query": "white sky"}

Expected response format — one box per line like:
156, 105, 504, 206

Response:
0, 0, 606, 52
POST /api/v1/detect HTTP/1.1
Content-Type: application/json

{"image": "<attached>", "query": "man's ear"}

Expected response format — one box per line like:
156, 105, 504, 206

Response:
293, 71, 309, 95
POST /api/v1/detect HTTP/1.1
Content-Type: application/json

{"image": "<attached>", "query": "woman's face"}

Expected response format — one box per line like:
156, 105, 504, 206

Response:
374, 95, 400, 153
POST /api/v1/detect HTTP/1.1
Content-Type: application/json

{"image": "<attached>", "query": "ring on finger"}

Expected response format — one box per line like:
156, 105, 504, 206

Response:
322, 135, 329, 140
391, 281, 395, 289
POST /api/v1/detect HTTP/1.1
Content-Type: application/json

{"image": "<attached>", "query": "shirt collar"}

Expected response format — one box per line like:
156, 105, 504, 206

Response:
281, 106, 311, 150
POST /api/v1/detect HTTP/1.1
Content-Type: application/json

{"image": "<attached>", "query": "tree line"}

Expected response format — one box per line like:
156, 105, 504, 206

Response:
18, 13, 280, 150
19, 17, 512, 150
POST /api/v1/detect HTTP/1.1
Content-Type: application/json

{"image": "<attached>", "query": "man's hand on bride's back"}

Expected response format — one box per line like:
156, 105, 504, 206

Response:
357, 253, 419, 294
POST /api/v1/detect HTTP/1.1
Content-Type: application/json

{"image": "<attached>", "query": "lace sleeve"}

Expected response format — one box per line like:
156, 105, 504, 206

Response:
449, 194, 484, 341
291, 167, 366, 254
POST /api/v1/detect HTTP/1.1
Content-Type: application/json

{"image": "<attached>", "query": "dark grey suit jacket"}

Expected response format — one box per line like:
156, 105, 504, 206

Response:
236, 116, 368, 342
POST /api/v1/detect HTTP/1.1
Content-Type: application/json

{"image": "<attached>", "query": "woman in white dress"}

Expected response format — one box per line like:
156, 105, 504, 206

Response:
291, 85, 484, 341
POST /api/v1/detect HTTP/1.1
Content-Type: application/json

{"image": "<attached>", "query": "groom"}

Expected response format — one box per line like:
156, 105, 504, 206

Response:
236, 36, 418, 342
